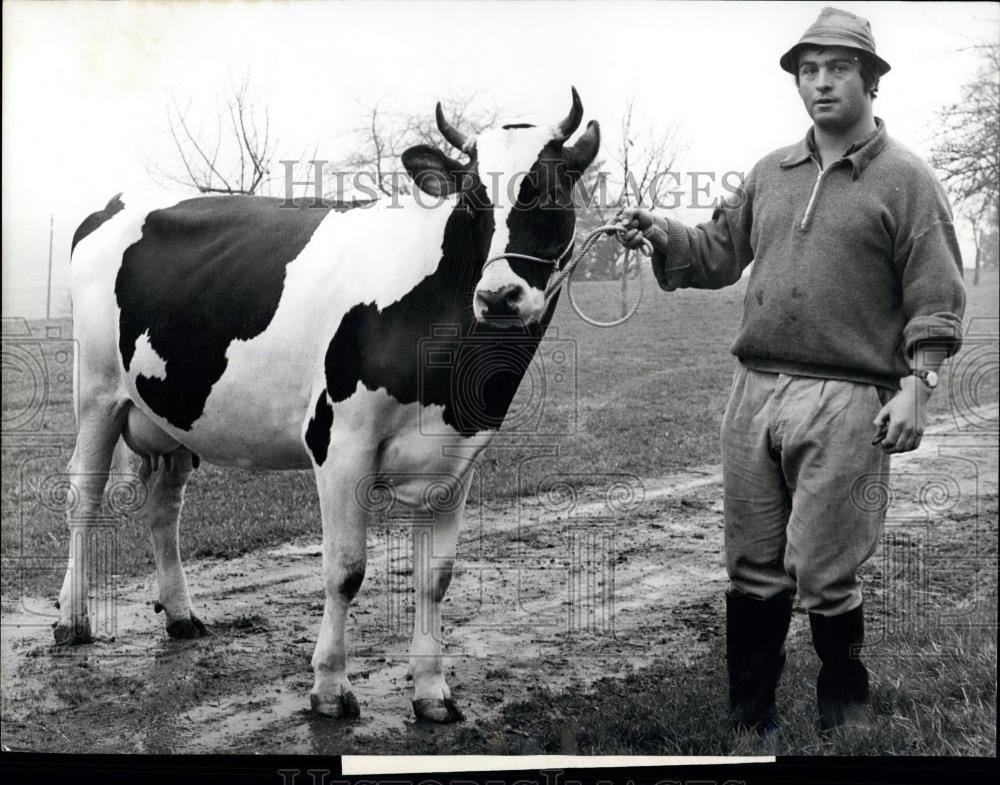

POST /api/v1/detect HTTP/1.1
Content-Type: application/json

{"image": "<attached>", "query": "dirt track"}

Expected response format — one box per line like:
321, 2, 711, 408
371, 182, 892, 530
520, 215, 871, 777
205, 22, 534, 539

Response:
2, 406, 996, 754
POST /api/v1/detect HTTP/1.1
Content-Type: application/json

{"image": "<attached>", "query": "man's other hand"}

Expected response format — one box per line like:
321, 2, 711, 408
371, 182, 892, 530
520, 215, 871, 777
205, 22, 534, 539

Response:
872, 376, 932, 454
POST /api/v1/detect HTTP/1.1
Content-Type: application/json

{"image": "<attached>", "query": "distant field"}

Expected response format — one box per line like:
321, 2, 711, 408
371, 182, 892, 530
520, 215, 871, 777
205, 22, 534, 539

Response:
2, 269, 998, 600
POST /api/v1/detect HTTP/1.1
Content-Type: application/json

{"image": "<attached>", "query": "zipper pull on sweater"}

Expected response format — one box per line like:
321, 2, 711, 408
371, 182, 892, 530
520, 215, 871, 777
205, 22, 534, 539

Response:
800, 158, 825, 231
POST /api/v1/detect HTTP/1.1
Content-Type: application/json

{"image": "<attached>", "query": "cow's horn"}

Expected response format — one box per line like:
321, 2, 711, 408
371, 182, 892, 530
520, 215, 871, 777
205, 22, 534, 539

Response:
436, 102, 469, 154
554, 87, 584, 142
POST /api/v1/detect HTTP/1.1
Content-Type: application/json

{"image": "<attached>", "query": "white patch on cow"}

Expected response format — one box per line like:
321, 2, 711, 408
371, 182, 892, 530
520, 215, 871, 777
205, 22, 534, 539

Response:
325, 386, 493, 509
194, 193, 461, 467
129, 330, 167, 381
471, 126, 559, 324
475, 126, 553, 289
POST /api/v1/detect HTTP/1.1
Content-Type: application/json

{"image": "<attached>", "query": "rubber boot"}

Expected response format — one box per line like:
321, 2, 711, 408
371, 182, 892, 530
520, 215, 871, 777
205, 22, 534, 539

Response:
809, 604, 870, 733
726, 590, 794, 733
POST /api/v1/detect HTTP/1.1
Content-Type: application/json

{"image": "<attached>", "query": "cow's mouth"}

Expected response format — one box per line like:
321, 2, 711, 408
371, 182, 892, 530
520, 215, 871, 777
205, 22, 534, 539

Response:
474, 285, 549, 328
474, 309, 532, 328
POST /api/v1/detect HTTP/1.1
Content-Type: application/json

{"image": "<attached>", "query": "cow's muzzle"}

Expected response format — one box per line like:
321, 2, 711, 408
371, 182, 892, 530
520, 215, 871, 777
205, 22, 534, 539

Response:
473, 239, 575, 325
475, 284, 525, 320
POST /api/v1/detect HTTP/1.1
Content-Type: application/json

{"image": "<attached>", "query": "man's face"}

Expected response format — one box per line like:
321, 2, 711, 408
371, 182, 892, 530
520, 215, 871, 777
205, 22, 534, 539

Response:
796, 46, 872, 131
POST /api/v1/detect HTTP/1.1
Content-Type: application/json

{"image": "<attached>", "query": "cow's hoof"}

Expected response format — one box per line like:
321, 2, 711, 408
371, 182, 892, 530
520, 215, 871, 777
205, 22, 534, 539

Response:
166, 614, 209, 639
413, 697, 465, 723
52, 620, 93, 646
310, 691, 361, 719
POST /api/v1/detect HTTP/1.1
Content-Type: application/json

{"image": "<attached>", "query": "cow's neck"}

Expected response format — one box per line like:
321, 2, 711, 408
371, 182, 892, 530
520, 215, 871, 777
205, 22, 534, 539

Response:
321, 197, 557, 437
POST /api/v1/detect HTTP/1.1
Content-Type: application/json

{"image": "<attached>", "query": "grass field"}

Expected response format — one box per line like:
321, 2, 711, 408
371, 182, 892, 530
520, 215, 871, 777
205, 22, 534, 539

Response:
4, 269, 996, 597
2, 267, 997, 756
2, 267, 751, 598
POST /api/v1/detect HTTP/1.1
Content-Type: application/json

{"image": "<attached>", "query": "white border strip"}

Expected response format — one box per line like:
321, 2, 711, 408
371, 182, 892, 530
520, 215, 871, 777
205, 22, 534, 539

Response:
343, 756, 773, 775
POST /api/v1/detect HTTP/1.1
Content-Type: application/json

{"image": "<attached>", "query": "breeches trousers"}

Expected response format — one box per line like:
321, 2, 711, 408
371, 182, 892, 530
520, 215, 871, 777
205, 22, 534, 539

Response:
722, 365, 891, 616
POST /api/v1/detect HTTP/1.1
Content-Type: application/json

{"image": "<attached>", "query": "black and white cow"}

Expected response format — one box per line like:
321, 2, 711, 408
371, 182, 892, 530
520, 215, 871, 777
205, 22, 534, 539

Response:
59, 90, 600, 722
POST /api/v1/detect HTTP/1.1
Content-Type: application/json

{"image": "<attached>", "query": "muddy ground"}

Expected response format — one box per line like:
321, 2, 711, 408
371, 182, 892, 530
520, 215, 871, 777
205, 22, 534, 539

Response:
2, 406, 996, 754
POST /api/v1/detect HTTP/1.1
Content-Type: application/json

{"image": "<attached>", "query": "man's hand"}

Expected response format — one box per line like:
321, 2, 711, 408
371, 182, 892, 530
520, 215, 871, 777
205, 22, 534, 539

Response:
615, 207, 661, 251
872, 375, 932, 454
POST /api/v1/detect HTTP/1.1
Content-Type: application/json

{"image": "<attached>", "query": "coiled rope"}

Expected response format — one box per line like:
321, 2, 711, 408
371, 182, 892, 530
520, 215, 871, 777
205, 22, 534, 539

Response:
482, 221, 654, 328
548, 223, 652, 328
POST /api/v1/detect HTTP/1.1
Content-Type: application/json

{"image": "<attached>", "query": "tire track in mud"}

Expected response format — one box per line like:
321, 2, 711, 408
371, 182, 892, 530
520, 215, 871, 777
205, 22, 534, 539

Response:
2, 406, 996, 753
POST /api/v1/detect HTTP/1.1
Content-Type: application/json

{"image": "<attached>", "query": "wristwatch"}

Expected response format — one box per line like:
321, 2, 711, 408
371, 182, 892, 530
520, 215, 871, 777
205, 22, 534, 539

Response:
910, 369, 939, 390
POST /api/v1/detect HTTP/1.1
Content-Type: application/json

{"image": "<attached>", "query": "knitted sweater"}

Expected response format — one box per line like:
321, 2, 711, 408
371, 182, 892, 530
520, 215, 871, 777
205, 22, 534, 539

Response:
653, 120, 966, 390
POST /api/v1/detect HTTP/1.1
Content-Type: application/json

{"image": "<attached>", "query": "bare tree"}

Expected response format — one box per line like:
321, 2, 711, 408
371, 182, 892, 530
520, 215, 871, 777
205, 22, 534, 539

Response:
334, 93, 501, 199
979, 201, 1000, 271
336, 98, 413, 198
573, 98, 687, 317
931, 41, 1000, 285
146, 77, 278, 195
960, 194, 997, 286
572, 159, 619, 280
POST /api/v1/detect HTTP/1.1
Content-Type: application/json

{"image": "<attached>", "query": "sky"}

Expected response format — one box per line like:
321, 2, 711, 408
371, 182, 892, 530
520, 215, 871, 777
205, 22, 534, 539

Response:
3, 0, 998, 318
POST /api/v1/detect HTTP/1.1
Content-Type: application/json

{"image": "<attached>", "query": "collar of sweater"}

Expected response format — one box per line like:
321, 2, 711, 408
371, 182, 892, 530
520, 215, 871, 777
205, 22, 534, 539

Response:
780, 117, 888, 180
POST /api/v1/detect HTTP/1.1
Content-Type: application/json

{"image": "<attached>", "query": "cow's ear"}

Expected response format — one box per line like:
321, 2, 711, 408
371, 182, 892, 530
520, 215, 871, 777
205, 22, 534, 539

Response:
402, 145, 467, 197
562, 120, 601, 181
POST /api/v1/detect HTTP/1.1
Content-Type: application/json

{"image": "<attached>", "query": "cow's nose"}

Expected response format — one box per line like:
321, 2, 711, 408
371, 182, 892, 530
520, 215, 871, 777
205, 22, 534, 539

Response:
476, 284, 524, 317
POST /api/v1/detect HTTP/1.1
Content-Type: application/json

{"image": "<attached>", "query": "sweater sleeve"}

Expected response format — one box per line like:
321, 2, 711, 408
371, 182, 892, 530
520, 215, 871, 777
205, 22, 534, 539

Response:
894, 177, 966, 359
650, 170, 756, 291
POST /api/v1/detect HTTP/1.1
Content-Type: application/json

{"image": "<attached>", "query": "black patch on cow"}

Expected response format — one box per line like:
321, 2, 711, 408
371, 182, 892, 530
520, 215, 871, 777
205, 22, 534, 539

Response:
502, 123, 536, 130
116, 196, 329, 430
339, 570, 365, 600
320, 188, 562, 436
504, 143, 579, 290
71, 193, 125, 256
305, 392, 334, 465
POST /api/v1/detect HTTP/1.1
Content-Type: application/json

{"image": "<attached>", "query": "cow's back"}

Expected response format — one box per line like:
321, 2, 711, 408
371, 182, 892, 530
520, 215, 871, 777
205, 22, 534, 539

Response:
115, 196, 328, 432
69, 190, 458, 469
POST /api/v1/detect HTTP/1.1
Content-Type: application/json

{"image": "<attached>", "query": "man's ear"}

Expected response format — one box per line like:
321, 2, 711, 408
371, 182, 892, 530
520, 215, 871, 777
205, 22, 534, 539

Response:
402, 145, 469, 197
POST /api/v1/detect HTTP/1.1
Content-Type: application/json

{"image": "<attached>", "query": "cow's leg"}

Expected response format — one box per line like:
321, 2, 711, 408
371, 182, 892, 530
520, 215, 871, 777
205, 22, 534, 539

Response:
54, 398, 127, 644
409, 475, 472, 723
309, 448, 374, 719
145, 448, 207, 639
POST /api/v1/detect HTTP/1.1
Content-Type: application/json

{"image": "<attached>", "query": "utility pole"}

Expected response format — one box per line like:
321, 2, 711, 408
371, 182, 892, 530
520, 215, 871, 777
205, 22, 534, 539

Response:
46, 213, 54, 320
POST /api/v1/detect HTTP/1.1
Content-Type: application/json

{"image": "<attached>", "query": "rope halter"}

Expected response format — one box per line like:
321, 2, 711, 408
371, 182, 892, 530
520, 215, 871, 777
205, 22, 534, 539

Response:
479, 220, 655, 328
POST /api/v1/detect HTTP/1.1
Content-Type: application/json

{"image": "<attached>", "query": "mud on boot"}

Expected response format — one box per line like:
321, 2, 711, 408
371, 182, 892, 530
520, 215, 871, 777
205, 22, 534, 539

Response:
726, 590, 794, 733
810, 604, 871, 733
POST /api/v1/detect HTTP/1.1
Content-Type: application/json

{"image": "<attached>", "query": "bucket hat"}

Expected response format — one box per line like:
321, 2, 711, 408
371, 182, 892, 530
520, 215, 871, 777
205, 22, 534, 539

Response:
780, 7, 891, 75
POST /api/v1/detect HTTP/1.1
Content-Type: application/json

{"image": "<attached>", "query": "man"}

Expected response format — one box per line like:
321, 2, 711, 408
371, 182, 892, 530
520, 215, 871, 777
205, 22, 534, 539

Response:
618, 7, 965, 734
